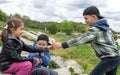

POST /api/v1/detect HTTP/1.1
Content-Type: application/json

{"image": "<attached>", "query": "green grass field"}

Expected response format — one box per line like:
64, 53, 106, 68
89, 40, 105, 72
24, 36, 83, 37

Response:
49, 33, 120, 74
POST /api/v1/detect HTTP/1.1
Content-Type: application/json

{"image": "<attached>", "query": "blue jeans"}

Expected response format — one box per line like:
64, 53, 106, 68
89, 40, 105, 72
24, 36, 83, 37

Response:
90, 57, 120, 75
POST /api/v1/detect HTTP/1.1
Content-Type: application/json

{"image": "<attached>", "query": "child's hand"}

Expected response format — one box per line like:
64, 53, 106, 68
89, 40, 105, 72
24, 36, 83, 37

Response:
52, 42, 62, 49
35, 58, 40, 65
40, 52, 44, 56
48, 45, 54, 50
39, 59, 42, 64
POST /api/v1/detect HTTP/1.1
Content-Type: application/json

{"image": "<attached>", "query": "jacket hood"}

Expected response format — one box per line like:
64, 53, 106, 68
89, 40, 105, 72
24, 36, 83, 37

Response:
91, 18, 110, 31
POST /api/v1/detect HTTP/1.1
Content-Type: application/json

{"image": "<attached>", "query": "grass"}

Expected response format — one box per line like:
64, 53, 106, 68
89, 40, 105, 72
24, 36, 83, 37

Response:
22, 35, 36, 42
69, 67, 75, 75
48, 33, 120, 74
51, 44, 99, 73
24, 27, 47, 33
0, 41, 2, 46
49, 60, 60, 69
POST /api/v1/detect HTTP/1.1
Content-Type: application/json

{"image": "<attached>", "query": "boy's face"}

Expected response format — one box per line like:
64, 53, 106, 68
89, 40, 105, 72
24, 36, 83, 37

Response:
37, 40, 48, 47
83, 15, 97, 26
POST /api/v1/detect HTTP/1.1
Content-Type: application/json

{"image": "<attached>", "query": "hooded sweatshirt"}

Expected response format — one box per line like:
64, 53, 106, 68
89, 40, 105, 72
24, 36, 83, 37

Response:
91, 18, 109, 31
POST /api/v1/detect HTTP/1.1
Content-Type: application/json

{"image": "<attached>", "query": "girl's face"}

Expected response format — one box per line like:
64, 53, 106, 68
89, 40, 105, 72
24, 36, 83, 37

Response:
83, 15, 98, 26
37, 40, 48, 47
11, 24, 24, 38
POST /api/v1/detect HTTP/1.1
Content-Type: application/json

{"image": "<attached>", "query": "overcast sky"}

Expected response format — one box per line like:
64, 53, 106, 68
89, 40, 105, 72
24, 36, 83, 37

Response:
0, 0, 120, 32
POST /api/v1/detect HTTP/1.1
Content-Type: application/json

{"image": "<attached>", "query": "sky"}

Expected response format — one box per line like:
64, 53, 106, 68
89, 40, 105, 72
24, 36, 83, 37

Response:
0, 0, 120, 32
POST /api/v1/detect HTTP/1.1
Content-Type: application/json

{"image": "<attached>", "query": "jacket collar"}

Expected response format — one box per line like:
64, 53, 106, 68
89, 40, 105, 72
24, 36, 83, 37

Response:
8, 34, 22, 44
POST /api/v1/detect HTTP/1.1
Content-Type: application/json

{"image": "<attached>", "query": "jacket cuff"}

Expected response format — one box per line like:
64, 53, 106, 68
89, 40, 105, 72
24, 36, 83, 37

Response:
62, 42, 69, 49
28, 58, 36, 64
33, 58, 37, 64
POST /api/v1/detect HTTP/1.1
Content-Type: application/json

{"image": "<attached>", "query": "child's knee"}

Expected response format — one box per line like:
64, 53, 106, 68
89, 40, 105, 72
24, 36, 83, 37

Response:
22, 61, 32, 70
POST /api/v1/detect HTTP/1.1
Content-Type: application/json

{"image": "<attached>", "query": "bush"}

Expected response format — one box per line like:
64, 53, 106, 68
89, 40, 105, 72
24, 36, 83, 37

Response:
76, 25, 89, 33
69, 67, 75, 75
61, 20, 73, 35
0, 41, 2, 46
0, 21, 5, 30
0, 10, 8, 22
49, 60, 60, 69
47, 23, 59, 34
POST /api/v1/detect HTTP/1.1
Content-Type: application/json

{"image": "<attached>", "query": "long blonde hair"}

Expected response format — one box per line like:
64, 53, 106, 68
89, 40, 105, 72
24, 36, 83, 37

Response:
0, 18, 23, 43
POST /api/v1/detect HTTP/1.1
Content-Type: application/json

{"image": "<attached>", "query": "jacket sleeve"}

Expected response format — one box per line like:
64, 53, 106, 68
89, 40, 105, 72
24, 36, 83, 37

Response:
62, 27, 99, 48
3, 41, 36, 63
28, 53, 39, 58
41, 52, 51, 67
22, 42, 49, 52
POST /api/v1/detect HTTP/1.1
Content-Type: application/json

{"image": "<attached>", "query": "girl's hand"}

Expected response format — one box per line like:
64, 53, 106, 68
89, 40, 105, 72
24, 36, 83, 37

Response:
48, 45, 54, 50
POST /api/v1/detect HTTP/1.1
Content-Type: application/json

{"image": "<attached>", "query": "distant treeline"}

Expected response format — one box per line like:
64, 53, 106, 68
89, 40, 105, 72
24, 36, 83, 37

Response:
0, 9, 90, 35
0, 9, 119, 35
14, 14, 90, 35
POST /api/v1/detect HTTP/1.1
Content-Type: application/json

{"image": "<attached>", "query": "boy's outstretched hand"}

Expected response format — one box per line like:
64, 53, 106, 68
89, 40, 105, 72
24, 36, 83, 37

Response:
48, 46, 54, 50
47, 42, 62, 50
52, 42, 62, 49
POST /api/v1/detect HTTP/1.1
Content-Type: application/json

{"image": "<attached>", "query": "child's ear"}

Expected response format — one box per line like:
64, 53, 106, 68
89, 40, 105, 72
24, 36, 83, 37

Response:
92, 15, 96, 18
93, 15, 98, 20
10, 28, 15, 33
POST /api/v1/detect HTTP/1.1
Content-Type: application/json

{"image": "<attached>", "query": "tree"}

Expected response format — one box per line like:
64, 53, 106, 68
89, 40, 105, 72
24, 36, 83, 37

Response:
13, 13, 22, 19
0, 9, 8, 21
76, 24, 89, 33
61, 20, 73, 35
46, 22, 59, 34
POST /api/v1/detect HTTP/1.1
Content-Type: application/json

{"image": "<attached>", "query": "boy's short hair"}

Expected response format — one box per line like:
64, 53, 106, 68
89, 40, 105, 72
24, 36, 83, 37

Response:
37, 34, 51, 45
83, 6, 104, 19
